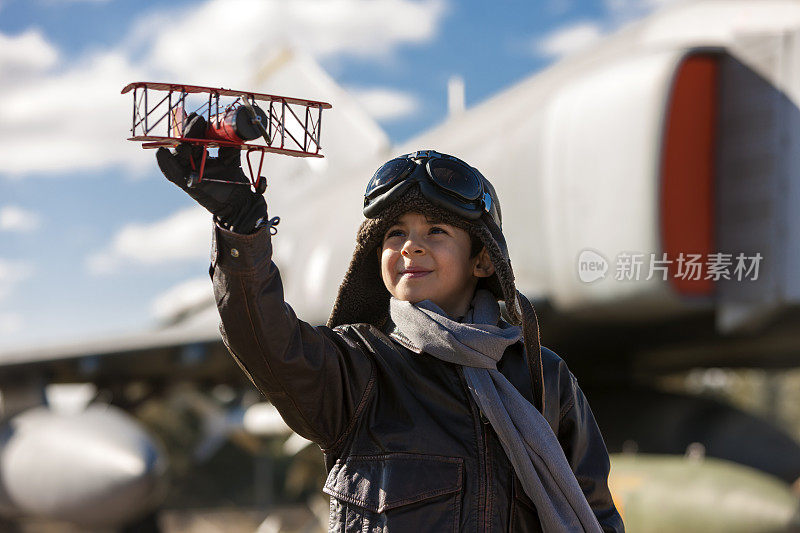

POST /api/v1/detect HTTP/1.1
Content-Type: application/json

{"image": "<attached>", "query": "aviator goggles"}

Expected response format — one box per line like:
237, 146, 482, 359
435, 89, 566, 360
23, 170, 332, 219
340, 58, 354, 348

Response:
363, 150, 498, 227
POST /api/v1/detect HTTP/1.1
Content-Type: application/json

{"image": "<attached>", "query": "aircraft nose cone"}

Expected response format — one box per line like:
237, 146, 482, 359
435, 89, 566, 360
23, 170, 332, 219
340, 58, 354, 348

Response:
0, 404, 168, 528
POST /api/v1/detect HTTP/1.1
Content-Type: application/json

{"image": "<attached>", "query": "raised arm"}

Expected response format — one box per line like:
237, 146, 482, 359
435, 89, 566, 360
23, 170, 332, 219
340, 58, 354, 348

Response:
209, 222, 375, 450
156, 122, 375, 451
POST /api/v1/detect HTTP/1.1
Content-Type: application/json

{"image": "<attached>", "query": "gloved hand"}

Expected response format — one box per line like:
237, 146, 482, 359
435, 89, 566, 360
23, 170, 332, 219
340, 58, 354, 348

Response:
156, 114, 270, 234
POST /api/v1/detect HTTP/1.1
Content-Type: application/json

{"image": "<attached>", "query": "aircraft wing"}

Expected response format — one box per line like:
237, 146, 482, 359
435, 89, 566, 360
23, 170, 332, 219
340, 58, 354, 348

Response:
0, 308, 237, 386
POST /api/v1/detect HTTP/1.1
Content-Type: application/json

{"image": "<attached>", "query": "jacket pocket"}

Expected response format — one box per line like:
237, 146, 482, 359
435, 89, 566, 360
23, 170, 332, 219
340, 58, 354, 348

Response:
323, 452, 463, 533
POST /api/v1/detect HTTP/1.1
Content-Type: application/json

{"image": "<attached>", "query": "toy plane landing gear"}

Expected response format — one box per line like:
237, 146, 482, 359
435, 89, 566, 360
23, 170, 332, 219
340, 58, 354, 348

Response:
122, 82, 332, 193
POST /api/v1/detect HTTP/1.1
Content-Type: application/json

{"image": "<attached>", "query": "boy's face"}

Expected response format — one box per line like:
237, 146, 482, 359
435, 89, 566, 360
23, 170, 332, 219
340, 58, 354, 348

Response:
378, 212, 495, 319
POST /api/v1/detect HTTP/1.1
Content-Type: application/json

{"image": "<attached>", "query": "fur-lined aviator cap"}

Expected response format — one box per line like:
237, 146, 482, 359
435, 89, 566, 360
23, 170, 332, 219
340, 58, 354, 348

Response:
326, 164, 545, 412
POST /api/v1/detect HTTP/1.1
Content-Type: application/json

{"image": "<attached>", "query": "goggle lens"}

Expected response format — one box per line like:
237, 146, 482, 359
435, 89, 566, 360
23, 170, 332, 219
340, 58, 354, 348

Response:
366, 158, 415, 196
427, 158, 482, 201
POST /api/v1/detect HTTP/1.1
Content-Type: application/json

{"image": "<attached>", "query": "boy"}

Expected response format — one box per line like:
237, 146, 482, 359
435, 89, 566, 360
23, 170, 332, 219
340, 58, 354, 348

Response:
157, 124, 624, 532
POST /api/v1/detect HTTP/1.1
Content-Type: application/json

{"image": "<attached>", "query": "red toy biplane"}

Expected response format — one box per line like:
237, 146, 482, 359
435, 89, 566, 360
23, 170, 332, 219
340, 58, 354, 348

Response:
122, 82, 332, 194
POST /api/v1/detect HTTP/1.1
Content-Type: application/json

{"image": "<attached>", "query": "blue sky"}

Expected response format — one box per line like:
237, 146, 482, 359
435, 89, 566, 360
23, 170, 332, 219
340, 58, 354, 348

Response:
0, 0, 664, 348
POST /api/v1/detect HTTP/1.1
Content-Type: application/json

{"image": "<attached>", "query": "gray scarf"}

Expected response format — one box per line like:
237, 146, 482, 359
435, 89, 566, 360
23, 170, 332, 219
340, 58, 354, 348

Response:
389, 289, 602, 533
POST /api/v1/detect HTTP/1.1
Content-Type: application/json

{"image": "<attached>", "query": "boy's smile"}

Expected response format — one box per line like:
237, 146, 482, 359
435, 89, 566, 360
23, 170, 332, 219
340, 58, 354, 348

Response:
378, 212, 494, 319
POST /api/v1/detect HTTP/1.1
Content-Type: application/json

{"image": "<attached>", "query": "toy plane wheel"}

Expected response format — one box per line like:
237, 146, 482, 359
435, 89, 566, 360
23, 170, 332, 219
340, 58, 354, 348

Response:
187, 172, 199, 188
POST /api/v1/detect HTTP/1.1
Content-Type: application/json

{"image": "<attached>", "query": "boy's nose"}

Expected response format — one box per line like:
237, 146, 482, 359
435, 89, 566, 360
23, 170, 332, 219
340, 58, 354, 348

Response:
401, 239, 424, 255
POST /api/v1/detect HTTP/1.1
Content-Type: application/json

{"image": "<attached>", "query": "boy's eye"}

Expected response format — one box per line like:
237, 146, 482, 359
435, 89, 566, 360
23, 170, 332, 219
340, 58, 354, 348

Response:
430, 226, 446, 234
385, 229, 403, 239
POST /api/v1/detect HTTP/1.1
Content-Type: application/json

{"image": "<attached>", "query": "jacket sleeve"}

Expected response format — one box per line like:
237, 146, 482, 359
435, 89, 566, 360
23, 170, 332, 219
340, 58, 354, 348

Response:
208, 220, 375, 451
555, 362, 625, 533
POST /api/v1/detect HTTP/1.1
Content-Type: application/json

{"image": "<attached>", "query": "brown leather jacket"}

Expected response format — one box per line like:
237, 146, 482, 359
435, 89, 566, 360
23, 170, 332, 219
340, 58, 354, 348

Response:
209, 222, 624, 532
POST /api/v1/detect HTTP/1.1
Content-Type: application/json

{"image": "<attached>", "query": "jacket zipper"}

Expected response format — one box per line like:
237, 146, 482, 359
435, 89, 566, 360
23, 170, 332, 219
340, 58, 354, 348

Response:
456, 366, 490, 532
482, 413, 493, 531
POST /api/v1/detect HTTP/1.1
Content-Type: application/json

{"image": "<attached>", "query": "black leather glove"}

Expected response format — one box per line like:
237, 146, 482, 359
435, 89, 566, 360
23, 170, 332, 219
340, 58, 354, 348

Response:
156, 114, 270, 234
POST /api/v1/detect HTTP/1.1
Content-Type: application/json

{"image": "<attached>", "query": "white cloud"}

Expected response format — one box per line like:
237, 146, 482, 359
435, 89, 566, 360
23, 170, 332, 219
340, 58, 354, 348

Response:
0, 259, 33, 301
534, 21, 605, 59
347, 87, 420, 122
0, 205, 42, 232
530, 0, 675, 60
0, 0, 447, 178
285, 0, 446, 58
1, 48, 148, 176
145, 0, 447, 87
151, 277, 214, 322
0, 29, 58, 77
87, 206, 210, 274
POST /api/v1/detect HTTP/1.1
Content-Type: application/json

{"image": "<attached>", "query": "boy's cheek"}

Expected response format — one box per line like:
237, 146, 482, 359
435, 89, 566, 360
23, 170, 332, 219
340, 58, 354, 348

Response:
379, 250, 397, 276
379, 265, 396, 293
